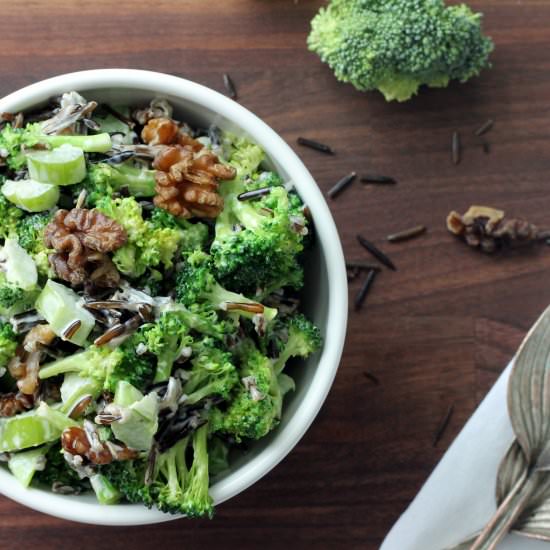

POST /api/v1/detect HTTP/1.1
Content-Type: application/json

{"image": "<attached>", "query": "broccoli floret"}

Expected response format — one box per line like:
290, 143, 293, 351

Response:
0, 273, 38, 318
0, 192, 24, 241
82, 163, 156, 206
95, 196, 183, 278
210, 339, 289, 441
15, 212, 52, 277
101, 459, 154, 507
208, 436, 229, 477
182, 338, 238, 404
271, 314, 322, 374
134, 311, 194, 383
150, 207, 210, 253
34, 444, 90, 492
39, 344, 154, 393
211, 137, 307, 296
307, 0, 494, 102
0, 321, 17, 369
175, 250, 277, 327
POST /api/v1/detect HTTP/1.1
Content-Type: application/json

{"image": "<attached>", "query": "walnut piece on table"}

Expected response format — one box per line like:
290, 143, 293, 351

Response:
44, 208, 127, 287
447, 205, 543, 253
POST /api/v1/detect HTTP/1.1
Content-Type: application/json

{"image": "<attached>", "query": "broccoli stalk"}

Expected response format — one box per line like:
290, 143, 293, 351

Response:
39, 344, 154, 393
175, 251, 278, 327
308, 0, 494, 102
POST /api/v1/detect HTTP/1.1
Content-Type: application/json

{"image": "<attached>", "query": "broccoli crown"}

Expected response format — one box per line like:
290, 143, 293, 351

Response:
95, 196, 183, 278
175, 251, 277, 324
134, 311, 194, 383
39, 344, 154, 393
150, 207, 210, 253
0, 320, 17, 368
210, 339, 284, 441
270, 313, 323, 374
0, 123, 41, 170
307, 0, 494, 102
82, 163, 156, 207
34, 444, 89, 491
182, 338, 238, 404
101, 459, 154, 507
0, 273, 38, 318
15, 212, 52, 277
212, 157, 306, 296
153, 438, 189, 515
0, 192, 23, 241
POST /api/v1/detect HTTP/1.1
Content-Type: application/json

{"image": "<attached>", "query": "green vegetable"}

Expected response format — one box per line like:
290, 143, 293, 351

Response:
82, 163, 156, 207
209, 339, 291, 441
35, 280, 96, 346
208, 436, 230, 477
110, 390, 159, 451
182, 338, 238, 405
15, 212, 52, 278
270, 313, 323, 374
307, 0, 494, 102
8, 446, 49, 487
90, 474, 121, 505
0, 238, 38, 290
44, 132, 112, 153
39, 343, 154, 394
0, 322, 17, 369
26, 144, 86, 186
100, 459, 154, 507
2, 179, 59, 212
95, 196, 183, 278
175, 250, 277, 326
0, 192, 23, 240
0, 402, 76, 452
59, 373, 102, 415
0, 273, 38, 318
113, 380, 144, 408
212, 136, 306, 296
34, 444, 87, 490
134, 311, 194, 383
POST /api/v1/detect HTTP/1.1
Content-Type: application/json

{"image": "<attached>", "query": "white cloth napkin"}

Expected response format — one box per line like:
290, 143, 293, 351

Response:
381, 361, 550, 550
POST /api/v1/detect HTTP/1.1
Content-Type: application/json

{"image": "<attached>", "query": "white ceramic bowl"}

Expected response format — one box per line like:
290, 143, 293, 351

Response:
0, 69, 347, 525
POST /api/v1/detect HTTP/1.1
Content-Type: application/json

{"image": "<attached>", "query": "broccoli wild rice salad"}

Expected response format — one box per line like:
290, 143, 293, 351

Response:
0, 93, 321, 517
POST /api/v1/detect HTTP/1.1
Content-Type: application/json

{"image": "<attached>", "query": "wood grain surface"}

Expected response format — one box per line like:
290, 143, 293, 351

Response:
1, 1, 550, 548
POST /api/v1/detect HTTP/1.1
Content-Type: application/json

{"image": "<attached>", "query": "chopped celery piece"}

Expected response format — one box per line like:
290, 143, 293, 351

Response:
0, 404, 74, 452
2, 179, 59, 212
114, 380, 144, 408
60, 373, 102, 415
27, 144, 86, 185
90, 474, 121, 505
35, 280, 95, 346
8, 446, 48, 487
111, 392, 159, 451
0, 238, 38, 290
44, 132, 112, 153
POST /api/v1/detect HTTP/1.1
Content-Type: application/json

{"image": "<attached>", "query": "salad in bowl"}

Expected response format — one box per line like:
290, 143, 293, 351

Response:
0, 90, 321, 518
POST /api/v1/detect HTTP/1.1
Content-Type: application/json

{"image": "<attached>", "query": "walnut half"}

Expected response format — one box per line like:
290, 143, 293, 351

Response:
44, 208, 127, 287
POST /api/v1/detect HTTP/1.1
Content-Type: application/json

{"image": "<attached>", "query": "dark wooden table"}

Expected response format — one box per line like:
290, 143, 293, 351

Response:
1, 1, 550, 548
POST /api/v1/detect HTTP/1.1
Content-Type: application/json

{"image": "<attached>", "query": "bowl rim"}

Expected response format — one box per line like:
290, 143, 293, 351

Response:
0, 69, 348, 525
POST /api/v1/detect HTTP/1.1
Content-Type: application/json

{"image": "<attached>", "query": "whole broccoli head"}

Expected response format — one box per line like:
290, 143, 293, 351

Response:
210, 339, 290, 441
308, 0, 494, 102
211, 137, 307, 296
39, 343, 154, 393
95, 196, 183, 278
175, 250, 277, 327
0, 321, 17, 369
